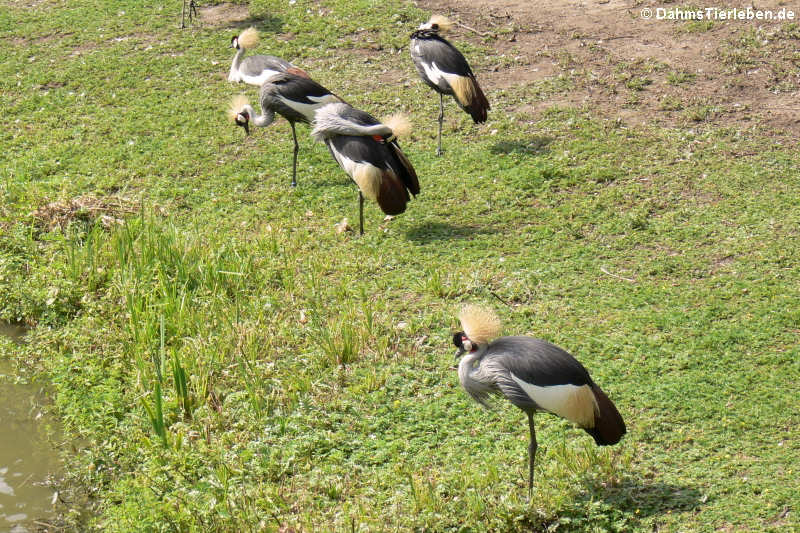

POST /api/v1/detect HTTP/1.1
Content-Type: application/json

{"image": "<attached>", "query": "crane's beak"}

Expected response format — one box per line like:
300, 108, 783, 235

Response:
454, 347, 466, 360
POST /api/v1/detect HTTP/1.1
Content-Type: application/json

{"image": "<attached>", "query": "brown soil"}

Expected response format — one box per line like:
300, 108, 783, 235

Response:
416, 0, 800, 134
197, 3, 251, 26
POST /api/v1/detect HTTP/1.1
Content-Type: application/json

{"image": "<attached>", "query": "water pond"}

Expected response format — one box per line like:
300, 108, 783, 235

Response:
1, 323, 63, 532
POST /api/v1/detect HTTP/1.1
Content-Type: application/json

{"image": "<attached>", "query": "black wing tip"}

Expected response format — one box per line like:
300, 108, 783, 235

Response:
470, 110, 488, 124
389, 143, 420, 197
379, 203, 408, 216
463, 78, 490, 123
586, 384, 627, 445
375, 168, 414, 216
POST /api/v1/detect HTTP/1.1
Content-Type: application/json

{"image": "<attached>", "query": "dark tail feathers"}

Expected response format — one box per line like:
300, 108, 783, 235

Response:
374, 142, 419, 216
389, 143, 420, 196
464, 76, 490, 124
375, 169, 410, 216
584, 384, 626, 446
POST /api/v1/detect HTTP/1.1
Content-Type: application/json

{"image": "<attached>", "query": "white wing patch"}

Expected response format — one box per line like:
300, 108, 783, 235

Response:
279, 94, 339, 122
510, 373, 598, 428
328, 147, 382, 201
419, 60, 466, 94
329, 149, 359, 178
241, 69, 285, 86
419, 60, 446, 86
309, 94, 340, 104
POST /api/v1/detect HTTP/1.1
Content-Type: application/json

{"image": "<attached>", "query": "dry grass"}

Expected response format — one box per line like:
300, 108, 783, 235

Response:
30, 196, 148, 231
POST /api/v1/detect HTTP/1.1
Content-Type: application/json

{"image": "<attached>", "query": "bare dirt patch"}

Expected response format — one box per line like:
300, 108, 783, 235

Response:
416, 0, 800, 134
6, 30, 74, 46
3, 0, 62, 8
198, 2, 251, 27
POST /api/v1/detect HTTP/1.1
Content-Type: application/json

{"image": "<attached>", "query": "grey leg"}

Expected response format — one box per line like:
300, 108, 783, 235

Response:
437, 93, 444, 156
181, 0, 197, 28
358, 191, 364, 236
290, 122, 299, 187
527, 412, 537, 497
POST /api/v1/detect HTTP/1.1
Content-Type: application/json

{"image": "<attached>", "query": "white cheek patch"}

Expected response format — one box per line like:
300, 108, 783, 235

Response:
510, 373, 598, 428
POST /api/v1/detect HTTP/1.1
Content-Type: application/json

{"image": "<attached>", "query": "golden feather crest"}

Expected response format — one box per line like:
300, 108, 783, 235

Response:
428, 15, 453, 31
237, 27, 260, 50
382, 114, 412, 138
228, 94, 250, 122
458, 304, 501, 345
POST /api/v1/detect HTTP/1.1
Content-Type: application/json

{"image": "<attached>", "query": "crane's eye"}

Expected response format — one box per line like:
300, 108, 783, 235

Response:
431, 24, 439, 30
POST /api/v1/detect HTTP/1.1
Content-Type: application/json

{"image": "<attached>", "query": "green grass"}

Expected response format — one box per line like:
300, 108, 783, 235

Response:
678, 20, 715, 33
666, 70, 696, 86
2, 0, 800, 531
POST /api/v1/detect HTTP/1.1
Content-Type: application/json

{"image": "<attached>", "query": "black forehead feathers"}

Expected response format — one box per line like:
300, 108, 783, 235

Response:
452, 332, 465, 348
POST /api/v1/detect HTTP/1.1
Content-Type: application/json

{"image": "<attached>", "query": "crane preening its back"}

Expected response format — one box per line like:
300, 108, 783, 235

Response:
228, 27, 309, 85
452, 305, 626, 493
311, 102, 420, 235
410, 15, 490, 155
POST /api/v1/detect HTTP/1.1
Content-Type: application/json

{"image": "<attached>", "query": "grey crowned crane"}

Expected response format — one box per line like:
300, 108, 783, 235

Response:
410, 15, 490, 155
311, 102, 420, 235
229, 72, 342, 187
452, 305, 626, 494
228, 27, 309, 85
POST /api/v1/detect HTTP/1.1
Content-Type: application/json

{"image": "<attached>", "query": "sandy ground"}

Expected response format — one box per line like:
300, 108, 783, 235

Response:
201, 0, 800, 135
415, 0, 800, 134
